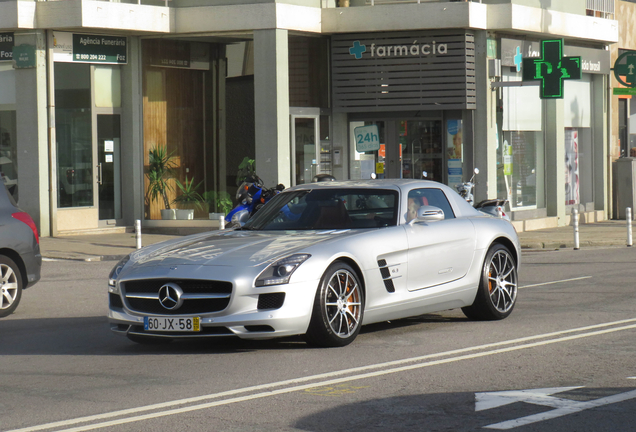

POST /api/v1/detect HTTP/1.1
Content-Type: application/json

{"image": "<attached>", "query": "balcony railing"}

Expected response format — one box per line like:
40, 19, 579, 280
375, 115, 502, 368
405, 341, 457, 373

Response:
586, 0, 615, 19
364, 0, 480, 5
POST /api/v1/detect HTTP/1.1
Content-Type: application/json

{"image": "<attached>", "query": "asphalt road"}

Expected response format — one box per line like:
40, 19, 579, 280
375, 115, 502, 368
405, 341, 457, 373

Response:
1, 247, 635, 432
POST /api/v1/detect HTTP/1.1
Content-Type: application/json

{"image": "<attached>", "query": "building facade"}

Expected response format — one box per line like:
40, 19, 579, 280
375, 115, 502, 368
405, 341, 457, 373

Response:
0, 0, 618, 236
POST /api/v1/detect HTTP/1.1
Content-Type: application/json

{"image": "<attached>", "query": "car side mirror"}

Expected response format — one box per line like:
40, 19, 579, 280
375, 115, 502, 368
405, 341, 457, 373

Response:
410, 205, 444, 224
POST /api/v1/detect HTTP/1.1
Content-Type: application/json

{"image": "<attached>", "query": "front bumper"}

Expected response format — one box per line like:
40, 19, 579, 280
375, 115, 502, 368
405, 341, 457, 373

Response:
108, 279, 319, 340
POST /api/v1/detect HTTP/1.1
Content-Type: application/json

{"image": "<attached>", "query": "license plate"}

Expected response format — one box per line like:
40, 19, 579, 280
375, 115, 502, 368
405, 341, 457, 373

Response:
144, 316, 200, 332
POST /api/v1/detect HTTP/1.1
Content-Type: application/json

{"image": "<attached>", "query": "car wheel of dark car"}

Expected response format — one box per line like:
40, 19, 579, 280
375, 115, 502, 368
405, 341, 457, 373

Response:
462, 244, 518, 321
304, 262, 364, 347
0, 255, 23, 318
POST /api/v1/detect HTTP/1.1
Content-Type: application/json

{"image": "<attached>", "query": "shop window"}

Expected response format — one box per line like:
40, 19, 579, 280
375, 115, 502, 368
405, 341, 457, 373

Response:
0, 63, 17, 201
349, 120, 386, 180
498, 69, 545, 210
564, 77, 593, 207
499, 131, 542, 209
94, 66, 121, 108
142, 39, 231, 221
54, 62, 93, 208
627, 97, 636, 157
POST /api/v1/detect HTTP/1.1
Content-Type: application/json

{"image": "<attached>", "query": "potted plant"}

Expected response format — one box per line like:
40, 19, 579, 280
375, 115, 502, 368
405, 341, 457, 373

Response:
146, 145, 178, 220
172, 175, 203, 220
203, 190, 233, 220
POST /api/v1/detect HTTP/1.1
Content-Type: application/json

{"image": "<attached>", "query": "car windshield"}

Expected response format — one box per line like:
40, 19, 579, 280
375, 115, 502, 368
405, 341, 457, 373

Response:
242, 188, 399, 231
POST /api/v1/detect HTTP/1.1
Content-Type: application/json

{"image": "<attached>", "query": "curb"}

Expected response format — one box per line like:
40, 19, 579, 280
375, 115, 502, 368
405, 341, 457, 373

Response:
42, 254, 128, 262
520, 241, 630, 250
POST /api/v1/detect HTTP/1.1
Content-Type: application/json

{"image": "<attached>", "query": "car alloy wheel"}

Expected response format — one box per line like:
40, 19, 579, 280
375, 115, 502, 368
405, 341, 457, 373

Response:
325, 268, 362, 339
486, 248, 517, 314
305, 262, 364, 347
0, 256, 23, 318
461, 244, 517, 321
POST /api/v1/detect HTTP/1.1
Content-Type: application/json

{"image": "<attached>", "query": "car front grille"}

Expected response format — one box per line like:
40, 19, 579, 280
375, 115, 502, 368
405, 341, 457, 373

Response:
122, 279, 232, 315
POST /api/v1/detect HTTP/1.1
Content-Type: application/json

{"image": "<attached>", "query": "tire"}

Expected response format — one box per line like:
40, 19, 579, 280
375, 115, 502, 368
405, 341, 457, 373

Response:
0, 255, 23, 318
304, 262, 364, 347
462, 244, 518, 321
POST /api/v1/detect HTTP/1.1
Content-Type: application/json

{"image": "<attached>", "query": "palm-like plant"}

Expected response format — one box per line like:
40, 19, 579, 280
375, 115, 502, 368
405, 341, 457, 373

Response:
173, 175, 204, 210
146, 145, 176, 210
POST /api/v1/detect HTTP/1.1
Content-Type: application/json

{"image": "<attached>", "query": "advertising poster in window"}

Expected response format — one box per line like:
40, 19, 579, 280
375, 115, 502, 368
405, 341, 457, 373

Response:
565, 129, 579, 205
447, 120, 463, 186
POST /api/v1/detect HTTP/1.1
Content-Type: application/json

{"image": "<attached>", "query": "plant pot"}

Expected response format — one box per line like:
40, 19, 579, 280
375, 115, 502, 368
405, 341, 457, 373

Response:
209, 212, 225, 220
176, 209, 194, 220
160, 209, 177, 220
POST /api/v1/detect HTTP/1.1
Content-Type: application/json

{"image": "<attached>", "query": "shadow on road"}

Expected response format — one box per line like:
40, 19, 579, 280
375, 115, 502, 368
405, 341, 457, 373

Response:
293, 388, 636, 432
0, 313, 468, 356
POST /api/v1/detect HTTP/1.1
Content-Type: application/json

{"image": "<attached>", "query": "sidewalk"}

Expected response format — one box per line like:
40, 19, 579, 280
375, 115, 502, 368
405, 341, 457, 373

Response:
39, 220, 634, 262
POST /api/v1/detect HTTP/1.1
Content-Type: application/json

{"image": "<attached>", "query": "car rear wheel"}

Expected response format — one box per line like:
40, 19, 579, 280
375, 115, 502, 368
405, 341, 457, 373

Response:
0, 255, 23, 318
462, 244, 518, 321
304, 262, 364, 347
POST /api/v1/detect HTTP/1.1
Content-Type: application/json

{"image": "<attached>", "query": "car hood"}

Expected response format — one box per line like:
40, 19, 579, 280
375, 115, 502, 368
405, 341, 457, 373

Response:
131, 229, 357, 268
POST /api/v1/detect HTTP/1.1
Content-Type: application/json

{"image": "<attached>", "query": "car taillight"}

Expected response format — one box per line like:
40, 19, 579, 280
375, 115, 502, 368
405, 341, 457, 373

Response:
12, 212, 39, 244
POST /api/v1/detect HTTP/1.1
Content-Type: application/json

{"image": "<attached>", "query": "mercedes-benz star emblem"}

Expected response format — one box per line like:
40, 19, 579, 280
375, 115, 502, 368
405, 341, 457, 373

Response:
158, 282, 184, 310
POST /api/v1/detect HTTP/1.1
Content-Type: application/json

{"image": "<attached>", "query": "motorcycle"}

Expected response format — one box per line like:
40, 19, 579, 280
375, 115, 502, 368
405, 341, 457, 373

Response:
225, 175, 285, 227
456, 168, 510, 220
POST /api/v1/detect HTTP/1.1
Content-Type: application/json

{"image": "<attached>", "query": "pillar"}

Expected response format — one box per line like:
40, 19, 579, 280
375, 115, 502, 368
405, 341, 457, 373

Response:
253, 29, 291, 188
14, 30, 50, 236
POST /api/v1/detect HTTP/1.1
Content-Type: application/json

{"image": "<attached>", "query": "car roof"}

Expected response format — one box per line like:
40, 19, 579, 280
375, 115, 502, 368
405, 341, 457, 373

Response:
287, 179, 445, 191
285, 179, 481, 218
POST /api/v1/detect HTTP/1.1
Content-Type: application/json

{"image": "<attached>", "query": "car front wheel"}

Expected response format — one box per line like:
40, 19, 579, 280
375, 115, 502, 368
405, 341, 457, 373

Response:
462, 244, 518, 321
0, 255, 23, 318
304, 262, 364, 347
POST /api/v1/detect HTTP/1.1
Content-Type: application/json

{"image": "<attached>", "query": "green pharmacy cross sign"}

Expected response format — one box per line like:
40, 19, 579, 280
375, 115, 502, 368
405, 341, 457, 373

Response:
522, 39, 581, 99
614, 51, 636, 88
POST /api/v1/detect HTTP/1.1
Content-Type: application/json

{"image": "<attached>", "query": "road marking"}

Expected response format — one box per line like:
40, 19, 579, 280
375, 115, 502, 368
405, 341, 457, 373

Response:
476, 387, 583, 411
304, 384, 369, 397
8, 318, 636, 432
481, 387, 636, 429
520, 276, 592, 289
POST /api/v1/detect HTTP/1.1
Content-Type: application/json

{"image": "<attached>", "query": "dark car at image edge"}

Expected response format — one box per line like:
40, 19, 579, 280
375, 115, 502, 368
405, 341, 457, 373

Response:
0, 178, 41, 317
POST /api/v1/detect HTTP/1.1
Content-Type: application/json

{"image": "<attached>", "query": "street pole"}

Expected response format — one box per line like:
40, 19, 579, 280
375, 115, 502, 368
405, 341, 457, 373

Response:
627, 207, 633, 247
135, 219, 142, 249
572, 208, 580, 250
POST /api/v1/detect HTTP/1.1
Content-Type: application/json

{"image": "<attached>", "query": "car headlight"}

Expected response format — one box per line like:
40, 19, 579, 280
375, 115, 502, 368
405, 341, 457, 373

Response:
255, 254, 311, 287
108, 255, 130, 293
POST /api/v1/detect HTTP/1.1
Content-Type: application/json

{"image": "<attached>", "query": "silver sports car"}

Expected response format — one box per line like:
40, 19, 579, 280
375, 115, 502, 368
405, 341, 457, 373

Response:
108, 180, 520, 347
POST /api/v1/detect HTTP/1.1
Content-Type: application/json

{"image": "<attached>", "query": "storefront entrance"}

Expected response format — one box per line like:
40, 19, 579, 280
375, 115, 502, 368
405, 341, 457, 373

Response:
349, 117, 463, 185
54, 62, 123, 230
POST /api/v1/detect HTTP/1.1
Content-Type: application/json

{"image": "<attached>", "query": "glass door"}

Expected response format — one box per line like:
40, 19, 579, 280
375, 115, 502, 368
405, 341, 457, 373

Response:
401, 120, 443, 182
97, 115, 121, 220
291, 115, 320, 185
93, 65, 123, 226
